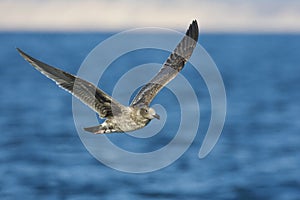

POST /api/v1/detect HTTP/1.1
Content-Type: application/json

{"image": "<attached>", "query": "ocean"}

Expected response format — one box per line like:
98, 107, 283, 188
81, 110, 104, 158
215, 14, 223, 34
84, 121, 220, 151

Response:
0, 32, 300, 199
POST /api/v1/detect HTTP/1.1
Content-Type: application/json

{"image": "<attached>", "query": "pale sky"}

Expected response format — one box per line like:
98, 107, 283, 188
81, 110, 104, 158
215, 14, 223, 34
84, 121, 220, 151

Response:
1, 0, 300, 32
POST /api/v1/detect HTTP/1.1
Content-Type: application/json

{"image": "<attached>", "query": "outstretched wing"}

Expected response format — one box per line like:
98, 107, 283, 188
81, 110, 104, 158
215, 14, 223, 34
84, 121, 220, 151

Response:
17, 48, 125, 118
130, 20, 199, 107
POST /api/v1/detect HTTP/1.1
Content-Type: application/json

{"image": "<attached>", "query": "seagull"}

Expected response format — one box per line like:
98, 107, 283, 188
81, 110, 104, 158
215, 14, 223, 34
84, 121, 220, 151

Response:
17, 20, 198, 134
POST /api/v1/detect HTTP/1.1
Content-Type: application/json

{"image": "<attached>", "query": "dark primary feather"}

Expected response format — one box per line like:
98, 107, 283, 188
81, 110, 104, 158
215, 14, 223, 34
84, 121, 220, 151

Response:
130, 20, 199, 106
17, 48, 124, 118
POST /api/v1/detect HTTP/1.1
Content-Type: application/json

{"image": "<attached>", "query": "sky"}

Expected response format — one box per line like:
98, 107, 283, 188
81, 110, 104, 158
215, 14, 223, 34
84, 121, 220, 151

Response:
0, 0, 300, 32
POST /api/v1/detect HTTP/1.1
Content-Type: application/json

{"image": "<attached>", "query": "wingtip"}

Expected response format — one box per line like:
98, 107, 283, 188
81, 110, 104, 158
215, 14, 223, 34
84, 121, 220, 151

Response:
16, 47, 22, 54
192, 19, 198, 26
186, 19, 199, 42
16, 48, 38, 66
16, 48, 29, 59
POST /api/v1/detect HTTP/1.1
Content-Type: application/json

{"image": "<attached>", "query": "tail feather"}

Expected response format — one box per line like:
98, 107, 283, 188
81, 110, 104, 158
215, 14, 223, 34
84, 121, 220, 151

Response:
84, 125, 106, 134
83, 124, 120, 134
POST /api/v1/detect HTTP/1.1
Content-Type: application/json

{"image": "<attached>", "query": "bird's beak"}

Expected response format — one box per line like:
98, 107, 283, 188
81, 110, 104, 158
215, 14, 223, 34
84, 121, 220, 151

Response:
153, 114, 160, 120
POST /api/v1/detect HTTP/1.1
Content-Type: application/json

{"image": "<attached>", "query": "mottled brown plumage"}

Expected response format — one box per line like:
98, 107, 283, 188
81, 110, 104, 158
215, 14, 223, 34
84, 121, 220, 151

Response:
17, 20, 199, 134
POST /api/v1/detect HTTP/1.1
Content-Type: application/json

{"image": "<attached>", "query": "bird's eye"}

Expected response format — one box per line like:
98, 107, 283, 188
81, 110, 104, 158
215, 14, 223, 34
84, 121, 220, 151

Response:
141, 108, 148, 114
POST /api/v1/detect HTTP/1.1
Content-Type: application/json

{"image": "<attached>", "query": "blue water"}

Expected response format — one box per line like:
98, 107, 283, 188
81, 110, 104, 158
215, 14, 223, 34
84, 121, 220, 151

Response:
1, 32, 300, 199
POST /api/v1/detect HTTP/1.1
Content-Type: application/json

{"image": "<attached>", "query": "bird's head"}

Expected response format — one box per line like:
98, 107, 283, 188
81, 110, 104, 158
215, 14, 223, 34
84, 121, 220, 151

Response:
140, 107, 160, 120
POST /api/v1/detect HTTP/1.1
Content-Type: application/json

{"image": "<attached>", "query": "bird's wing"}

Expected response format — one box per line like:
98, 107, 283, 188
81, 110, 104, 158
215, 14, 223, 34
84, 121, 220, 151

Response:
17, 48, 125, 118
130, 20, 199, 107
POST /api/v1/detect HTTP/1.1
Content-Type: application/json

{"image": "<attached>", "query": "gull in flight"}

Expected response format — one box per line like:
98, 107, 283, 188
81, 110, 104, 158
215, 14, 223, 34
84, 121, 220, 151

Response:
17, 20, 198, 134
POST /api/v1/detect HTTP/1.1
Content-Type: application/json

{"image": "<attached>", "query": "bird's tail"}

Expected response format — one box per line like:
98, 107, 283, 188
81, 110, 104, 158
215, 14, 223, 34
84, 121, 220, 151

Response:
83, 124, 120, 134
83, 125, 107, 134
